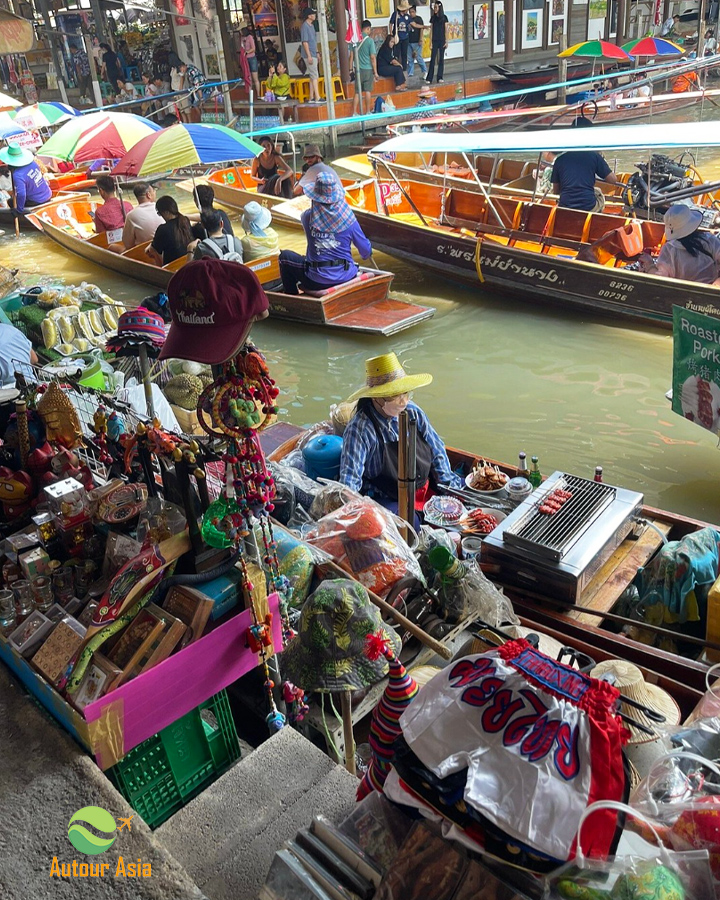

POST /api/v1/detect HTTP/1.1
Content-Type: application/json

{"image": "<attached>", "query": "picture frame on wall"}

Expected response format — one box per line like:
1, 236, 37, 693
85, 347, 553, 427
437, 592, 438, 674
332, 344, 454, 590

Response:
550, 18, 565, 44
493, 0, 505, 53
522, 8, 543, 48
473, 3, 489, 39
446, 10, 464, 42
365, 0, 390, 17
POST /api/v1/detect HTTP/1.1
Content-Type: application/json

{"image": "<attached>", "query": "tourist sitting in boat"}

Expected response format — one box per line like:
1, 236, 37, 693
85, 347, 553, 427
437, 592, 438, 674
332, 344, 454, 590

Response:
293, 143, 343, 196
376, 34, 407, 91
193, 210, 244, 261
0, 322, 37, 388
551, 119, 619, 212
93, 174, 132, 235
638, 205, 720, 284
0, 164, 12, 208
121, 182, 163, 250
147, 196, 194, 266
0, 144, 51, 214
279, 172, 371, 294
252, 136, 294, 199
241, 201, 279, 260
189, 184, 234, 241
339, 351, 463, 515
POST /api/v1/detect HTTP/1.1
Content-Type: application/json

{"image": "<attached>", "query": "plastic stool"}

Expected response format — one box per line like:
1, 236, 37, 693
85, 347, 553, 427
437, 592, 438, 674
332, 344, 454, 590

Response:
319, 75, 345, 101
125, 65, 140, 81
292, 77, 311, 103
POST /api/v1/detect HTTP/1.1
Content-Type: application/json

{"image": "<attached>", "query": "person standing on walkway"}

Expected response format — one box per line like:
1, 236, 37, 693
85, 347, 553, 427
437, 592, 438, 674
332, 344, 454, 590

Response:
426, 0, 448, 84
240, 28, 262, 98
407, 5, 428, 79
353, 20, 378, 114
389, 0, 412, 70
301, 9, 321, 103
70, 44, 91, 104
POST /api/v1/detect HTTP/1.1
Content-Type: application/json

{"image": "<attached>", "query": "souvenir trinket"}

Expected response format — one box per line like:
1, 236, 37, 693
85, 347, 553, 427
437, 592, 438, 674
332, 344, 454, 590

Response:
36, 383, 83, 449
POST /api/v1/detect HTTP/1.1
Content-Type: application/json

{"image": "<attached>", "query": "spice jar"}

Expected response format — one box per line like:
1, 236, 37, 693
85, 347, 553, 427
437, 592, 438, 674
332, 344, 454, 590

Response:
13, 580, 35, 624
0, 589, 16, 637
31, 576, 54, 612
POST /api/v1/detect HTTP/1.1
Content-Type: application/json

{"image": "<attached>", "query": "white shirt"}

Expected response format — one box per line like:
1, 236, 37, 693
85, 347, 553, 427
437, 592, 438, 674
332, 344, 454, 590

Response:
656, 233, 720, 284
122, 201, 164, 248
0, 323, 33, 387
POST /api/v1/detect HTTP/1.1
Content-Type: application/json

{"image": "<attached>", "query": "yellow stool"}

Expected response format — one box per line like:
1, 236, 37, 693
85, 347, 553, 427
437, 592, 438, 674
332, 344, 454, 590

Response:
292, 78, 311, 103
319, 75, 345, 102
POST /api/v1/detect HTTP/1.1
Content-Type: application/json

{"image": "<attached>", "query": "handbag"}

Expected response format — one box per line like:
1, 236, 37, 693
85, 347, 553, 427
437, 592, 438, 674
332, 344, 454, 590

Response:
547, 800, 716, 900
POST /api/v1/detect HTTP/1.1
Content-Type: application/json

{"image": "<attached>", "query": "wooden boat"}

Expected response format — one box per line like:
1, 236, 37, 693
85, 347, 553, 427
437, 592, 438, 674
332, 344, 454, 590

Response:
25, 197, 434, 336
2, 189, 90, 232
490, 61, 599, 89
263, 422, 713, 715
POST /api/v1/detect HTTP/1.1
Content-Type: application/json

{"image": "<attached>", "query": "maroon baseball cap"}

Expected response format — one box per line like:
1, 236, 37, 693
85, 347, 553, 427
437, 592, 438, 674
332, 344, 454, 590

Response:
160, 259, 269, 364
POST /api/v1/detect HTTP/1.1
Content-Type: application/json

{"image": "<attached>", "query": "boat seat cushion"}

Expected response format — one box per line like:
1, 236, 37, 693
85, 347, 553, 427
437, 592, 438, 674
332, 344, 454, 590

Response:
301, 271, 374, 297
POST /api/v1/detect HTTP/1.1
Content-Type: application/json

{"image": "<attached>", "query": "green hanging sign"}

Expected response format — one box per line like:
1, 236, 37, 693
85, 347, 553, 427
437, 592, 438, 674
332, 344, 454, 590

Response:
672, 304, 720, 435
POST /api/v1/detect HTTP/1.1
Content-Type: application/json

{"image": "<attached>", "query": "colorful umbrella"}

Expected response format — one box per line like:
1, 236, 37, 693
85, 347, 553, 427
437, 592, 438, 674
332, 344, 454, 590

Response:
111, 123, 264, 177
10, 102, 79, 128
38, 112, 160, 163
0, 111, 29, 141
558, 40, 631, 61
621, 37, 685, 57
0, 91, 21, 113
345, 0, 362, 44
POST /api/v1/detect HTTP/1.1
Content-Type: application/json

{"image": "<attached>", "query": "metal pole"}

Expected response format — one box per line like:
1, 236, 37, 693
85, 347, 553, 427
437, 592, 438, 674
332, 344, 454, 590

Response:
138, 344, 155, 420
249, 88, 254, 135
353, 43, 366, 138
397, 410, 416, 539
317, 0, 338, 156
83, 30, 103, 108
36, 0, 69, 105
341, 691, 356, 775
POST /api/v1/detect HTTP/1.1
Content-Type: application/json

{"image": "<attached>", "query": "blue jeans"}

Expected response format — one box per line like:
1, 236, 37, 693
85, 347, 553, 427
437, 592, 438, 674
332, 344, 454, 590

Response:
407, 42, 426, 76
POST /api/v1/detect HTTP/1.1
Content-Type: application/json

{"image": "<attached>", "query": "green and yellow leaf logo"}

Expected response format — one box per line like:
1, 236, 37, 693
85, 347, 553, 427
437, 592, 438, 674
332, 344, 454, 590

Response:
67, 806, 117, 855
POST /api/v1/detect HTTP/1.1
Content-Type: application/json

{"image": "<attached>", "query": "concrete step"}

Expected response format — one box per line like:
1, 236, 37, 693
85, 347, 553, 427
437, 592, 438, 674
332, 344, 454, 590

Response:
156, 727, 358, 900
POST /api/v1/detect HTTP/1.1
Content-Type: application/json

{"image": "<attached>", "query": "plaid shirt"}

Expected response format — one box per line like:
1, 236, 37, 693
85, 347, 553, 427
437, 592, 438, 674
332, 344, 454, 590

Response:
74, 50, 90, 77
185, 64, 205, 89
339, 401, 462, 494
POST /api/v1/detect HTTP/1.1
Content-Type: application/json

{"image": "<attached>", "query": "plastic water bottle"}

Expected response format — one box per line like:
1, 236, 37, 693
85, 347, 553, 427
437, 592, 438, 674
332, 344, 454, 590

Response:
455, 82, 463, 99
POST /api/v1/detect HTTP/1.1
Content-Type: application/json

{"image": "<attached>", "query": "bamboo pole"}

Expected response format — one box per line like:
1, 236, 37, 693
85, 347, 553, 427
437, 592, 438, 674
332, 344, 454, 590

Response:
341, 690, 356, 775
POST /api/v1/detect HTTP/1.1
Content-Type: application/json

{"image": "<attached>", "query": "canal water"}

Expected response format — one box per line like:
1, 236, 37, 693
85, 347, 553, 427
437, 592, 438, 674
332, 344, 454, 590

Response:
3, 105, 720, 523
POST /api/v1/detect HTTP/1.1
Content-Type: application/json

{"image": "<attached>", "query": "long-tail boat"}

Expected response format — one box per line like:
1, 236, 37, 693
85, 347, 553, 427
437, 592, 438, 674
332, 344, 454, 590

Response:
25, 196, 434, 336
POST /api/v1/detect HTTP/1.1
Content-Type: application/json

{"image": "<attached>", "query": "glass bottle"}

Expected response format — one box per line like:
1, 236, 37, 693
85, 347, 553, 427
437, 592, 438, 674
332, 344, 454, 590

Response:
2, 560, 20, 589
52, 568, 74, 605
0, 589, 16, 637
31, 576, 54, 613
529, 456, 542, 489
428, 545, 466, 582
13, 580, 35, 625
516, 451, 529, 479
594, 466, 603, 483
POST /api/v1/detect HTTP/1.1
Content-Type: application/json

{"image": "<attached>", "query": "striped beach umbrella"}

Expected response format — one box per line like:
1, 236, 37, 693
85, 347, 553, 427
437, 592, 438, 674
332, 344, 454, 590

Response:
10, 102, 79, 128
621, 37, 685, 57
38, 112, 160, 163
558, 40, 631, 61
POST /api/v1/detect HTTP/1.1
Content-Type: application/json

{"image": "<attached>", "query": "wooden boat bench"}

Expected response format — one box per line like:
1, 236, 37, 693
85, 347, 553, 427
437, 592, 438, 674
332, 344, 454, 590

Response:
301, 271, 376, 297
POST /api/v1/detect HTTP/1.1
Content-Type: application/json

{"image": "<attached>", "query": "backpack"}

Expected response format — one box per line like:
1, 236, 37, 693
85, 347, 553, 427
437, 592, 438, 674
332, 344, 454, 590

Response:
199, 235, 243, 263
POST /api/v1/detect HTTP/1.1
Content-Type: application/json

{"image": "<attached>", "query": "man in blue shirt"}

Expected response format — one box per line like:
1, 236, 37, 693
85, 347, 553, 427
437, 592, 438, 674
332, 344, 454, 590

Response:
279, 171, 372, 293
301, 8, 321, 103
389, 0, 413, 70
0, 144, 52, 214
550, 120, 618, 212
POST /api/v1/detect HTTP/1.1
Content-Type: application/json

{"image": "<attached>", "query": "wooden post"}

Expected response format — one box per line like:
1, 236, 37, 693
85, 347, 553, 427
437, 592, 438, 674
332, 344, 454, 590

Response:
616, 0, 627, 46
397, 410, 416, 542
700, 0, 707, 64
341, 691, 356, 775
317, 0, 338, 156
504, 0, 514, 64
558, 34, 568, 105
137, 344, 155, 420
334, 0, 351, 86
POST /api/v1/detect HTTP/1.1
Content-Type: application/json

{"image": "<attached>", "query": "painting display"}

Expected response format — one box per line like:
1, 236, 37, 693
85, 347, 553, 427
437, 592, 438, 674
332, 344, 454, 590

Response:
446, 9, 464, 42
365, 0, 390, 17
521, 7, 543, 47
550, 18, 564, 43
473, 2, 489, 39
493, 0, 505, 52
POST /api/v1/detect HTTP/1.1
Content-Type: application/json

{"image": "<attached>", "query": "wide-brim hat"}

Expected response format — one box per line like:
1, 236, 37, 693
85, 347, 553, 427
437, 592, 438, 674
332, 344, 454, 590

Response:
281, 578, 402, 693
303, 171, 344, 205
665, 204, 704, 241
160, 259, 269, 364
347, 351, 432, 401
591, 659, 681, 743
0, 143, 33, 167
396, 0, 411, 9
242, 200, 272, 232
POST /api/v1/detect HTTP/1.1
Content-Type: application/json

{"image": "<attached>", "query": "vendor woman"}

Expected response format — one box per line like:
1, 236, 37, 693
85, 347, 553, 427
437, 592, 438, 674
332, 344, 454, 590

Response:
339, 352, 463, 511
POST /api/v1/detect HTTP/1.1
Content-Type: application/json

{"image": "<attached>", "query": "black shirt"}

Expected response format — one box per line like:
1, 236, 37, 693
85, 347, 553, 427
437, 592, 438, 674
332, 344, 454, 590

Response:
103, 49, 122, 82
409, 14, 424, 43
152, 221, 190, 264
430, 13, 448, 44
190, 208, 234, 242
377, 42, 398, 67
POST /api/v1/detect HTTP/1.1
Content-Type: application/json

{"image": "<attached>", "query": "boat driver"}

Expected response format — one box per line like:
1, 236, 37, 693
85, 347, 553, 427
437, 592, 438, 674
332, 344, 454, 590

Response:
339, 351, 463, 515
292, 144, 343, 196
551, 118, 619, 213
0, 144, 52, 215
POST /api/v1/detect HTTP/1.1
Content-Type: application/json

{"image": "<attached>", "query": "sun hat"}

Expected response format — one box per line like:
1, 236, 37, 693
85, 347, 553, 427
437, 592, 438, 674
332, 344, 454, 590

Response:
303, 170, 345, 206
242, 200, 272, 234
281, 578, 402, 693
347, 351, 432, 401
303, 143, 324, 159
106, 307, 166, 356
0, 143, 33, 167
396, 0, 411, 9
160, 259, 269, 364
664, 204, 704, 241
590, 659, 681, 743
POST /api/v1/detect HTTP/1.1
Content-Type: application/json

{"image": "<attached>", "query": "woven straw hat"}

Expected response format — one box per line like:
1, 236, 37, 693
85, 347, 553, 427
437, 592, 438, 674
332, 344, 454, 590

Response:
591, 659, 680, 743
347, 351, 432, 401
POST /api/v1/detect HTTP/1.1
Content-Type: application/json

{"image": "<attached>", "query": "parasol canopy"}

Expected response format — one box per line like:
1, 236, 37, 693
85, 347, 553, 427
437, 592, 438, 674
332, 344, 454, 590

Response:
111, 123, 264, 177
0, 110, 29, 140
10, 102, 79, 128
38, 112, 160, 163
558, 40, 631, 60
0, 90, 21, 112
621, 37, 685, 57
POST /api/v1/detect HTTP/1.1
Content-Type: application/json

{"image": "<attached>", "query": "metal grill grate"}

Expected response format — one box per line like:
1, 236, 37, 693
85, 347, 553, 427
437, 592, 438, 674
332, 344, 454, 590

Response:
503, 473, 617, 561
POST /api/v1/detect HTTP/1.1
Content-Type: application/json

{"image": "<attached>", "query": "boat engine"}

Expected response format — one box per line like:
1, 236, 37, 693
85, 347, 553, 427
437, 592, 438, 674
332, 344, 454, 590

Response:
623, 154, 694, 212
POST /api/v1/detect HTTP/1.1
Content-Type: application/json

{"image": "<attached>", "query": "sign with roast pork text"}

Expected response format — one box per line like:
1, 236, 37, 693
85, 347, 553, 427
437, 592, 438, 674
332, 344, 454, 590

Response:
672, 305, 720, 435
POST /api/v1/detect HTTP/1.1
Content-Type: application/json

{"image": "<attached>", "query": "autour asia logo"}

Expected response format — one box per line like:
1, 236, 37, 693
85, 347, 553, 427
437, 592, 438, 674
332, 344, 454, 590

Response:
49, 805, 152, 880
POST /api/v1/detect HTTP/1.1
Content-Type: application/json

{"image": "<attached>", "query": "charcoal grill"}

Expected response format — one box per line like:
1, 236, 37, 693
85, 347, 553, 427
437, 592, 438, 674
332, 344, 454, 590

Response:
481, 471, 643, 604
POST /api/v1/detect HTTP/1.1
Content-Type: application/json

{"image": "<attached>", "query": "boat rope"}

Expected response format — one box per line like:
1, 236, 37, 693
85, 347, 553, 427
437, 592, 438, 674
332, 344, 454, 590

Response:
474, 237, 485, 284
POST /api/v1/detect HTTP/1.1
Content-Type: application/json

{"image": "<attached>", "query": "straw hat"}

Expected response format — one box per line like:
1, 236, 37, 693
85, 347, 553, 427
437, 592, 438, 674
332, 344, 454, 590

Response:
590, 659, 680, 743
396, 0, 411, 9
242, 200, 272, 233
347, 351, 432, 401
664, 204, 704, 241
0, 143, 33, 167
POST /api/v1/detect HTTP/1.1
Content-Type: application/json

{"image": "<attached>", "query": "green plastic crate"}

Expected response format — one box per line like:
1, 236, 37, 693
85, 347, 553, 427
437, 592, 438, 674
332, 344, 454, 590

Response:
107, 690, 241, 829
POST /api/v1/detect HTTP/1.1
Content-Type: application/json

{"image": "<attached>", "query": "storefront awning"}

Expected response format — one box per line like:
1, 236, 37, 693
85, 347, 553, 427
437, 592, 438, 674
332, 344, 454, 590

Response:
0, 8, 35, 55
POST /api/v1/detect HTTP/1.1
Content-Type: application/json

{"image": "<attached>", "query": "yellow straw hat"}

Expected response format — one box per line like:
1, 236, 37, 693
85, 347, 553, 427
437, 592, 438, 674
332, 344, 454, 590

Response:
347, 352, 432, 401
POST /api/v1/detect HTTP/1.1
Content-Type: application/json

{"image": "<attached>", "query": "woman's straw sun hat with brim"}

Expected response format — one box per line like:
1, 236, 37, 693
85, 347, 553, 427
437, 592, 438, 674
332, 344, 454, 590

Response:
302, 171, 345, 206
664, 204, 704, 241
0, 143, 33, 167
347, 351, 433, 401
590, 659, 681, 743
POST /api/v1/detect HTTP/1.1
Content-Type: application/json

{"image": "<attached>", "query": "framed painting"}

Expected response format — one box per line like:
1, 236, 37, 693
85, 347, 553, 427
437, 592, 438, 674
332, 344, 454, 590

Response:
550, 17, 564, 44
473, 3, 489, 39
522, 8, 543, 48
446, 10, 464, 42
493, 0, 505, 53
365, 0, 390, 17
